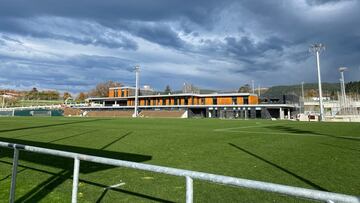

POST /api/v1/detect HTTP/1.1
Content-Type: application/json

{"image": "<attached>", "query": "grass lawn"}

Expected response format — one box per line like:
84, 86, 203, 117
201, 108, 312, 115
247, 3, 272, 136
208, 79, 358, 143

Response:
0, 117, 359, 202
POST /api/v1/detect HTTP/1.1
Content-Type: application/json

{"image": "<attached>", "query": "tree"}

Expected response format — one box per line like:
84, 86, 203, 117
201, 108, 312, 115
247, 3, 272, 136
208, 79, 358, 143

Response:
88, 81, 122, 97
306, 89, 318, 97
164, 85, 171, 94
76, 92, 87, 102
63, 92, 72, 100
26, 87, 39, 100
238, 84, 251, 93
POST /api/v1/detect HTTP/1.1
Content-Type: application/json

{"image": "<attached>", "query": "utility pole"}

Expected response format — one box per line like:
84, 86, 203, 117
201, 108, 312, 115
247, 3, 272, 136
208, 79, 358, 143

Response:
310, 43, 325, 121
133, 66, 140, 117
258, 84, 261, 97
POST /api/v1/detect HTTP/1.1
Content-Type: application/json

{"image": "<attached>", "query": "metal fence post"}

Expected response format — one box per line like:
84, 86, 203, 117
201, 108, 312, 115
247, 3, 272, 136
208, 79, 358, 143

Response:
186, 176, 193, 203
71, 157, 80, 203
9, 148, 19, 203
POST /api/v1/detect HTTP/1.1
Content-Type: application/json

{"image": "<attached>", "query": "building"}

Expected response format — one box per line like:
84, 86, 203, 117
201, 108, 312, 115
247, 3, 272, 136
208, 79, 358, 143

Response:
79, 86, 297, 119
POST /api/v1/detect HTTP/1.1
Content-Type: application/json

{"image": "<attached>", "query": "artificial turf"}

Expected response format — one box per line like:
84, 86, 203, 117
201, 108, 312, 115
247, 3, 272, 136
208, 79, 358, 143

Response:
0, 117, 359, 202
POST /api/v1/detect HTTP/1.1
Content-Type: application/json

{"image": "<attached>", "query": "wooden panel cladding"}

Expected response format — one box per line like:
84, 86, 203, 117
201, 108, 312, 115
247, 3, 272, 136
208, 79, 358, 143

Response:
217, 97, 232, 105
139, 99, 145, 106
127, 99, 134, 106
109, 94, 259, 106
205, 97, 213, 105
249, 95, 259, 104
109, 89, 115, 97
237, 97, 244, 105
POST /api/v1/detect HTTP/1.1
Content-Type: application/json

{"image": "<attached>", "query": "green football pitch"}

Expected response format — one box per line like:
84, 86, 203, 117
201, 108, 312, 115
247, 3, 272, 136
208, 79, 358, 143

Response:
0, 117, 359, 202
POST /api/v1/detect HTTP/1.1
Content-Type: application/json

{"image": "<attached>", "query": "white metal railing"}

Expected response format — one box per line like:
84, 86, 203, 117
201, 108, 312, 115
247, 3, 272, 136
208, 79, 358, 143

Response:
0, 141, 359, 203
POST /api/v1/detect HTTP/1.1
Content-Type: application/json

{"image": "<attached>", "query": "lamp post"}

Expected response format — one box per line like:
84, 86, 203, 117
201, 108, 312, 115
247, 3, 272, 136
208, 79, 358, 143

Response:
310, 43, 325, 121
133, 66, 140, 117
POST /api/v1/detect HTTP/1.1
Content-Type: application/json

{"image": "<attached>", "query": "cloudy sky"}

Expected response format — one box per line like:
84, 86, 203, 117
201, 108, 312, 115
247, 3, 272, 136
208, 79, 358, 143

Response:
1, 0, 360, 93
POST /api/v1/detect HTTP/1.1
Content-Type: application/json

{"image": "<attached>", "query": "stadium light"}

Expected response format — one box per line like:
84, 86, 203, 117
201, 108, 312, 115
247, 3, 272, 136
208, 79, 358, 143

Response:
133, 66, 140, 117
309, 43, 325, 121
339, 67, 348, 106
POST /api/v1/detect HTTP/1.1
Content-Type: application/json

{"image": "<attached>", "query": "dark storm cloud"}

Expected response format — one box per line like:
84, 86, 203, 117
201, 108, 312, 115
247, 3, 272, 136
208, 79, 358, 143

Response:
0, 0, 230, 26
306, 0, 347, 5
0, 17, 138, 50
0, 0, 360, 91
0, 52, 136, 92
126, 22, 186, 49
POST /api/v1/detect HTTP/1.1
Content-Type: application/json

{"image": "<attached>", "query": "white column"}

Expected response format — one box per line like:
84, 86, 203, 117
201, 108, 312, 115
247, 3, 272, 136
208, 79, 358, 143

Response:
287, 109, 291, 119
280, 108, 284, 120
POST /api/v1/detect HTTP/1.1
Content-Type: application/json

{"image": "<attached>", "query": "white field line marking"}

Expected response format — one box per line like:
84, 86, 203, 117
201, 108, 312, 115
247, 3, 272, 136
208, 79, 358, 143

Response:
105, 182, 126, 190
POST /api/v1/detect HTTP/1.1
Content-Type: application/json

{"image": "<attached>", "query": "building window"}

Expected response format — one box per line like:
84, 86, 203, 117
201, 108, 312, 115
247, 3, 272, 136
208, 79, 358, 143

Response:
114, 89, 118, 97
244, 97, 249, 104
162, 98, 166, 105
184, 97, 188, 105
213, 97, 217, 105
201, 98, 205, 105
121, 90, 124, 97
232, 97, 237, 105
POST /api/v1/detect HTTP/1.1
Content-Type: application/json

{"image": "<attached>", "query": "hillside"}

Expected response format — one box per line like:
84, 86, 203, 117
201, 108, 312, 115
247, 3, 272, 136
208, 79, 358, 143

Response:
263, 83, 341, 98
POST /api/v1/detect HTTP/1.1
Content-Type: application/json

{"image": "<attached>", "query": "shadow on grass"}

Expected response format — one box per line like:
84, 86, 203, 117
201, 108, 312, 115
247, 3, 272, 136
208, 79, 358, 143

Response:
0, 130, 173, 202
100, 132, 132, 150
0, 119, 108, 134
95, 185, 175, 203
320, 143, 360, 153
48, 130, 97, 143
0, 160, 174, 203
228, 143, 329, 191
266, 125, 360, 142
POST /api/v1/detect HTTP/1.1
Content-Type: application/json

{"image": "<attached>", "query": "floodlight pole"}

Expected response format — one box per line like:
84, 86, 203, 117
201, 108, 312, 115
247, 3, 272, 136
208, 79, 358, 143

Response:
251, 80, 255, 94
301, 82, 305, 113
133, 66, 140, 117
339, 67, 347, 106
310, 44, 325, 121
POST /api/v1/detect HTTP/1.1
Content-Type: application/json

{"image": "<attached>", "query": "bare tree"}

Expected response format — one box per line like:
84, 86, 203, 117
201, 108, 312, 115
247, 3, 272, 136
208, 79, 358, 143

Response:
238, 84, 251, 93
88, 81, 122, 97
76, 92, 87, 102
63, 92, 72, 100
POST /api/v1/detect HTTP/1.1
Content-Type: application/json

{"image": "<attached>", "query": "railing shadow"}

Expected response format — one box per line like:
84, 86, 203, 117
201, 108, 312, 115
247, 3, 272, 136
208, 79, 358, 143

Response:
0, 160, 174, 203
228, 143, 329, 191
0, 130, 161, 202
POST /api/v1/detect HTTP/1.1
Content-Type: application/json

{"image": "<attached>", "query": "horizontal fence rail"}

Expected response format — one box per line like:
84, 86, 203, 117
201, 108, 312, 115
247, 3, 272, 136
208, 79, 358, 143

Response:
0, 141, 359, 203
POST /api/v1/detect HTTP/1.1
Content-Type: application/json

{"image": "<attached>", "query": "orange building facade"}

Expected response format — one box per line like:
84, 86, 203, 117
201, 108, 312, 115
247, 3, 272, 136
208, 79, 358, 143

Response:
86, 86, 296, 119
105, 87, 259, 107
